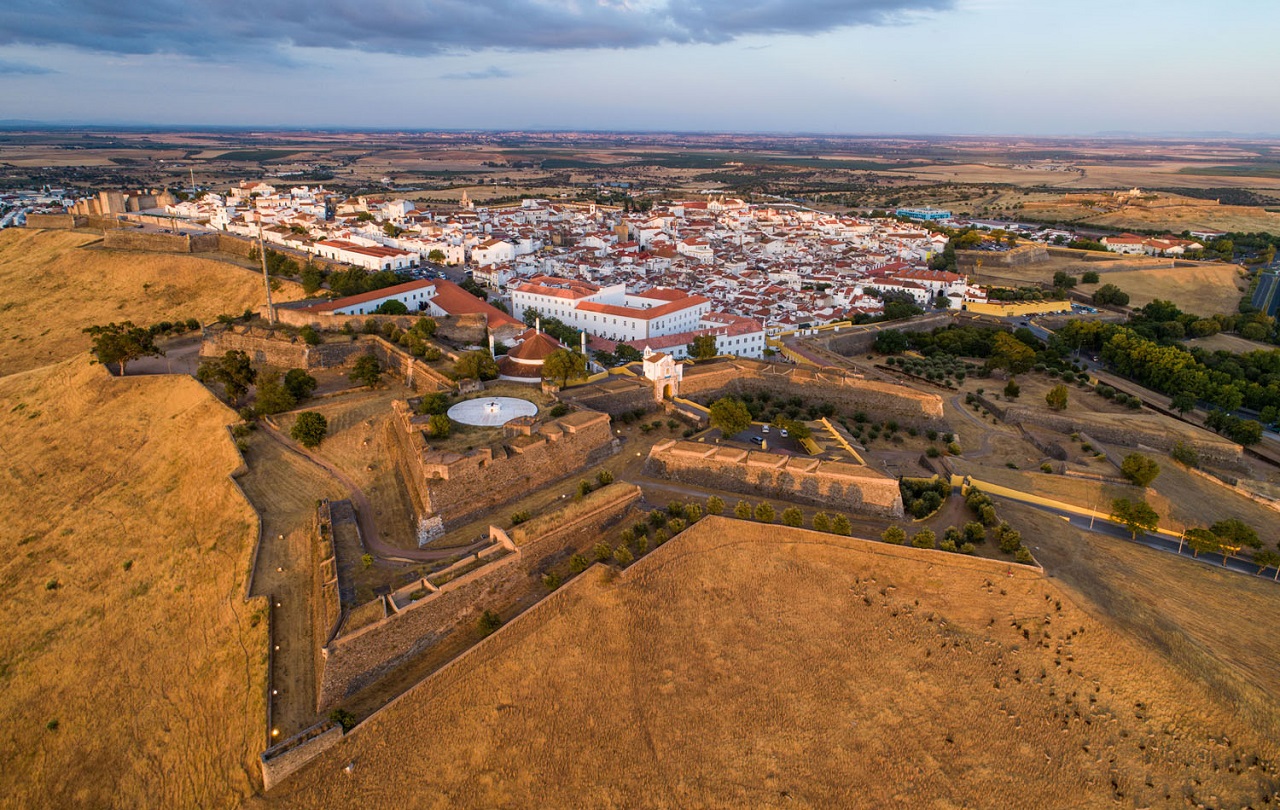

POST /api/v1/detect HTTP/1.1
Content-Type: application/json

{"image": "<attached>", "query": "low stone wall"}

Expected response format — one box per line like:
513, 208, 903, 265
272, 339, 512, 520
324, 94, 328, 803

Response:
101, 228, 220, 253
680, 358, 945, 428
272, 304, 496, 345
315, 483, 640, 710
644, 439, 904, 518
815, 312, 954, 357
312, 502, 344, 694
260, 721, 343, 792
955, 243, 1048, 273
557, 374, 658, 416
392, 406, 619, 527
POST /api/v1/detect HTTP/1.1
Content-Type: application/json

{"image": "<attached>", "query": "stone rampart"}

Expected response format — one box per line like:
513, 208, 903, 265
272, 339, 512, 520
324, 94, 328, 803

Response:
271, 305, 491, 345
312, 502, 344, 691
315, 483, 640, 710
644, 440, 904, 518
100, 228, 220, 253
24, 213, 85, 229
956, 243, 1048, 272
557, 374, 658, 416
680, 358, 945, 428
391, 406, 618, 526
260, 721, 343, 792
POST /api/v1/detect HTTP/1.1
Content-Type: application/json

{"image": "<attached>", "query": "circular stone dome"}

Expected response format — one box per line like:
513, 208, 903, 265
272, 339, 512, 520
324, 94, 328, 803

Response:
446, 396, 539, 427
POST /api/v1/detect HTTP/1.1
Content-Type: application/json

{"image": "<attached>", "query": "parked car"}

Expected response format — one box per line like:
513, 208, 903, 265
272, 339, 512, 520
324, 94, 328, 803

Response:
761, 424, 770, 434
750, 436, 765, 446
780, 428, 789, 438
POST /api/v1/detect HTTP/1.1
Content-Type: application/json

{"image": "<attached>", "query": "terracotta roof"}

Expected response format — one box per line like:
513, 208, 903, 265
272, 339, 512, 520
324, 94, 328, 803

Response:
302, 279, 436, 312
506, 330, 565, 363
576, 295, 709, 321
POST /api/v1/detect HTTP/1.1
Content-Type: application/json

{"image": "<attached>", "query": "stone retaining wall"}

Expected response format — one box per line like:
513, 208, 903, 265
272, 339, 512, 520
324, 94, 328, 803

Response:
644, 439, 904, 518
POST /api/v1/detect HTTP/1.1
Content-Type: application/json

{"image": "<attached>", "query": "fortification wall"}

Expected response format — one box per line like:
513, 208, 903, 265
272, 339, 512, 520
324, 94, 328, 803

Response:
100, 228, 220, 253
312, 502, 343, 693
644, 440, 904, 517
271, 305, 491, 345
315, 484, 639, 710
956, 243, 1048, 272
557, 375, 658, 416
393, 408, 618, 525
24, 213, 85, 229
681, 359, 944, 428
1000, 406, 1245, 468
260, 721, 343, 792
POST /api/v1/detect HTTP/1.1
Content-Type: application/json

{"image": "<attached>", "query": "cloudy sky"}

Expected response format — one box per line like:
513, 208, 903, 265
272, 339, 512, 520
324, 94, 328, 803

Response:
1, 0, 1277, 134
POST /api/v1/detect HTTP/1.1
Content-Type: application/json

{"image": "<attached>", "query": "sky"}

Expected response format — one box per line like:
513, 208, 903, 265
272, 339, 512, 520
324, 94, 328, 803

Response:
1, 0, 1277, 135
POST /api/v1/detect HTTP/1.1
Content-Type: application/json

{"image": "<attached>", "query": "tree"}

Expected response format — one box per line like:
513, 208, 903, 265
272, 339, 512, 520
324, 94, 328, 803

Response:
709, 397, 752, 437
690, 333, 718, 360
734, 500, 753, 519
812, 512, 832, 532
568, 553, 589, 574
963, 522, 986, 544
1004, 378, 1021, 399
198, 350, 256, 404
989, 332, 1035, 374
706, 496, 725, 516
300, 264, 326, 295
454, 350, 499, 381
613, 545, 634, 566
881, 525, 907, 545
373, 299, 409, 315
780, 507, 804, 527
283, 368, 317, 401
615, 343, 643, 363
477, 609, 503, 637
298, 324, 323, 346
1045, 384, 1069, 411
873, 329, 910, 354
1210, 518, 1260, 550
427, 249, 446, 264
1110, 498, 1159, 539
1170, 391, 1197, 415
754, 502, 776, 523
911, 528, 936, 549
254, 371, 296, 415
84, 322, 162, 375
1081, 270, 1100, 284
1182, 527, 1221, 559
291, 411, 328, 448
349, 354, 382, 388
1052, 271, 1077, 289
411, 316, 438, 338
1120, 453, 1161, 488
426, 414, 451, 438
831, 514, 852, 536
542, 349, 587, 387
1094, 284, 1130, 307
1252, 549, 1280, 579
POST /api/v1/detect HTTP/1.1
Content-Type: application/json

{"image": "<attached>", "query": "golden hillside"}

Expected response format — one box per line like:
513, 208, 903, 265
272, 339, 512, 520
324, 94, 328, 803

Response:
0, 228, 301, 376
262, 518, 1279, 808
0, 358, 267, 808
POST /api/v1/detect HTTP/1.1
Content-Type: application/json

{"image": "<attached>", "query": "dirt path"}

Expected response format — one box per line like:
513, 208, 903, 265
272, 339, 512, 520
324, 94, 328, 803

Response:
259, 419, 487, 562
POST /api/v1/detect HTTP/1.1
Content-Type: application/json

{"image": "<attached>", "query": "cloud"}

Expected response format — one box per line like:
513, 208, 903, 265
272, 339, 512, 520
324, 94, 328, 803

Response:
0, 1, 953, 60
440, 66, 516, 80
0, 58, 53, 75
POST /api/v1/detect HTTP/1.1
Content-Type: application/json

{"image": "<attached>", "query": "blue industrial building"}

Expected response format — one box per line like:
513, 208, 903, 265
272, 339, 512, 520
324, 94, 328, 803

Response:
895, 206, 953, 222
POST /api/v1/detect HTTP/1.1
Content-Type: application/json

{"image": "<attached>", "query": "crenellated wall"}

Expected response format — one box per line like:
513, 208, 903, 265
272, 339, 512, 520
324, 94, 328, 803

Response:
644, 439, 904, 518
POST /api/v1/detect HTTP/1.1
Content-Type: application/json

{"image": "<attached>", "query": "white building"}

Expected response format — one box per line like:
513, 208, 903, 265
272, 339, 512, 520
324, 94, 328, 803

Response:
509, 275, 712, 344
312, 239, 417, 271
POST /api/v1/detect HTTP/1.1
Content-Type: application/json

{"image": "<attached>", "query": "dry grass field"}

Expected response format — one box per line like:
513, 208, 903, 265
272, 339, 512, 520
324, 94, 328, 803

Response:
0, 228, 302, 376
1185, 332, 1275, 355
259, 518, 1279, 808
1081, 263, 1246, 316
0, 357, 267, 808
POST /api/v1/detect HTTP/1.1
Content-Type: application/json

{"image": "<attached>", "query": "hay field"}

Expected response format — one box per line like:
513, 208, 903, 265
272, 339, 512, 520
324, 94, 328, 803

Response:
1083, 263, 1246, 316
260, 518, 1278, 808
1186, 332, 1275, 355
0, 358, 267, 808
0, 228, 302, 376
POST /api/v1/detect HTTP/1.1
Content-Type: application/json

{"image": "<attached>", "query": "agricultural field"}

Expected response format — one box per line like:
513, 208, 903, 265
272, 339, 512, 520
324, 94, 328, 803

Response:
0, 228, 301, 376
258, 517, 1279, 808
0, 358, 267, 807
1079, 263, 1246, 317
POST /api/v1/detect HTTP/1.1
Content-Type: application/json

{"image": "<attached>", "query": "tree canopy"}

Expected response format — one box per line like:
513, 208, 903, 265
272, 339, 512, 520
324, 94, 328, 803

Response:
690, 334, 718, 360
1120, 453, 1161, 488
542, 349, 587, 387
349, 354, 382, 388
84, 321, 163, 375
291, 411, 328, 448
197, 350, 256, 404
1110, 498, 1159, 539
709, 397, 752, 437
454, 350, 499, 381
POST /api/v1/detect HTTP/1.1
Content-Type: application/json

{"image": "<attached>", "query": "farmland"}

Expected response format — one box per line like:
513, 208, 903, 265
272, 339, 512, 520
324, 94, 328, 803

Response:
258, 518, 1279, 808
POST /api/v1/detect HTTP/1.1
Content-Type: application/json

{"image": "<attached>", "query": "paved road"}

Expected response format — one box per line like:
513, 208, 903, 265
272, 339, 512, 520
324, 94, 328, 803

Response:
259, 419, 489, 563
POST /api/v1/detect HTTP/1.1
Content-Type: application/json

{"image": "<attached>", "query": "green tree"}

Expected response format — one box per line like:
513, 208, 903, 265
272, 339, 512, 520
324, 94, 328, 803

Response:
706, 495, 725, 516
831, 514, 852, 536
291, 411, 328, 448
427, 249, 446, 264
911, 528, 936, 549
1045, 384, 1069, 411
300, 264, 326, 295
542, 348, 587, 387
298, 324, 323, 346
963, 522, 986, 544
780, 507, 804, 527
282, 369, 316, 400
1252, 549, 1280, 579
1110, 498, 1159, 539
615, 343, 643, 363
812, 512, 832, 532
1094, 284, 1130, 307
1004, 378, 1021, 399
1120, 453, 1161, 487
84, 321, 163, 375
426, 414, 451, 437
709, 397, 753, 437
373, 299, 409, 315
690, 333, 718, 360
197, 350, 256, 404
1210, 518, 1260, 550
613, 545, 634, 566
1170, 391, 1197, 414
1081, 270, 1100, 284
568, 553, 589, 574
989, 332, 1035, 374
411, 316, 437, 338
454, 350, 499, 381
593, 541, 613, 562
754, 502, 776, 523
881, 525, 907, 545
349, 354, 382, 387
254, 371, 296, 415
1182, 527, 1221, 559
734, 500, 753, 519
416, 392, 450, 415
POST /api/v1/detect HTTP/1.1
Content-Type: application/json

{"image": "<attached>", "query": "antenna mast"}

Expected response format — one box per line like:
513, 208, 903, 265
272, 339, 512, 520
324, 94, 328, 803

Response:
258, 222, 277, 325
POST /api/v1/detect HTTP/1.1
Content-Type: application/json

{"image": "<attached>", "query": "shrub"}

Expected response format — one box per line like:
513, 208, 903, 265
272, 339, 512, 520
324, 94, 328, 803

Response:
706, 496, 725, 516
946, 442, 962, 455
939, 539, 958, 552
963, 522, 986, 544
1014, 547, 1035, 565
1040, 462, 1053, 473
754, 502, 777, 523
881, 525, 907, 545
361, 553, 373, 569
1171, 440, 1199, 468
477, 609, 503, 637
831, 514, 852, 536
578, 480, 593, 498
812, 512, 832, 532
614, 546, 634, 566
926, 446, 941, 458
596, 469, 614, 486
568, 553, 588, 574
426, 414, 451, 438
685, 504, 703, 523
549, 403, 570, 418
291, 411, 328, 448
593, 541, 613, 562
510, 510, 531, 525
653, 528, 670, 545
648, 509, 667, 527
781, 507, 804, 527
541, 573, 562, 591
329, 709, 357, 732
734, 500, 753, 519
667, 518, 688, 535
666, 501, 686, 518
